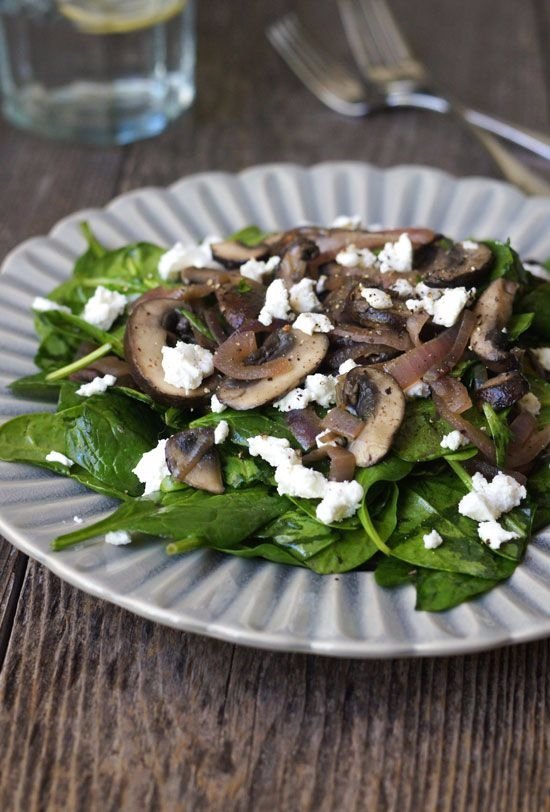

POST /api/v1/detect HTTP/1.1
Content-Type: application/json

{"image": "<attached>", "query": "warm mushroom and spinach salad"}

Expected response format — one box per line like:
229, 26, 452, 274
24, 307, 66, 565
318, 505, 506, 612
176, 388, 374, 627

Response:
2, 217, 550, 612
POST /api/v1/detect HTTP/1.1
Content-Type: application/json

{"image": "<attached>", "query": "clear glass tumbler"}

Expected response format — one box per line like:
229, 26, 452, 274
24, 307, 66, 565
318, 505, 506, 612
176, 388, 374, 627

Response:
0, 0, 196, 145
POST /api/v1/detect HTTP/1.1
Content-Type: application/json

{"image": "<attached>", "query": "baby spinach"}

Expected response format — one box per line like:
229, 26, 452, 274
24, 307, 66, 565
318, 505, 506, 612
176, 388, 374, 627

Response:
191, 408, 296, 446
520, 283, 550, 341
229, 225, 271, 247
415, 569, 502, 611
356, 456, 413, 554
484, 240, 527, 284
481, 403, 511, 468
375, 557, 416, 588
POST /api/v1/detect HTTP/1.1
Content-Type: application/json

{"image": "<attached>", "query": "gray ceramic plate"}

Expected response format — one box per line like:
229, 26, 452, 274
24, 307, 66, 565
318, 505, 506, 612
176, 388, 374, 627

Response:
1, 162, 549, 658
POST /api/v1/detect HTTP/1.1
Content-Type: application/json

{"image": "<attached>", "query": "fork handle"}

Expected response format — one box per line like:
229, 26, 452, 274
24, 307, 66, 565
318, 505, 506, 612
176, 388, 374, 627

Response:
390, 91, 550, 161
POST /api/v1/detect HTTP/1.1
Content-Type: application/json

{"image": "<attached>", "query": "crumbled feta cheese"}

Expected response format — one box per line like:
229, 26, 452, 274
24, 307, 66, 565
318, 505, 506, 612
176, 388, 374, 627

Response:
331, 214, 362, 229
316, 275, 327, 294
338, 359, 359, 375
431, 287, 473, 327
293, 312, 334, 335
315, 429, 338, 447
316, 480, 364, 525
289, 278, 321, 313
440, 430, 468, 451
82, 285, 128, 331
390, 279, 414, 298
45, 450, 73, 467
523, 261, 550, 281
132, 438, 170, 496
305, 373, 337, 408
275, 462, 327, 499
161, 342, 214, 391
378, 233, 413, 273
214, 420, 230, 445
105, 530, 132, 546
247, 435, 300, 467
360, 287, 393, 309
258, 279, 293, 326
532, 348, 550, 372
158, 236, 222, 280
458, 472, 526, 523
336, 244, 377, 269
32, 296, 71, 314
273, 388, 311, 412
76, 374, 116, 398
477, 521, 519, 550
423, 529, 443, 549
210, 394, 226, 414
461, 240, 479, 251
519, 392, 541, 416
240, 255, 280, 283
73, 515, 83, 524
405, 381, 430, 398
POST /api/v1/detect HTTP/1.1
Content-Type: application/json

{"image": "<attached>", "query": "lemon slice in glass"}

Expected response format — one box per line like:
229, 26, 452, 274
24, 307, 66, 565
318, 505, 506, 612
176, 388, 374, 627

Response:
57, 0, 187, 35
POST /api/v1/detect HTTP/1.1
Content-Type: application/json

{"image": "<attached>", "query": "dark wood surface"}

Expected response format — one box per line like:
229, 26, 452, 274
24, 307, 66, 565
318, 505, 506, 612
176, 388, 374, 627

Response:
1, 1, 549, 809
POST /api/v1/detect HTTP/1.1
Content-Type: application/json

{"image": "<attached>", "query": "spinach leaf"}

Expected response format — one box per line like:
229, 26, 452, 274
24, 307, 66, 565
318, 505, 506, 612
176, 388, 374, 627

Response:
484, 240, 527, 284
178, 307, 215, 341
527, 459, 550, 531
356, 456, 413, 554
9, 372, 61, 400
288, 496, 360, 530
304, 527, 378, 574
415, 569, 501, 612
257, 509, 338, 560
519, 283, 550, 341
481, 403, 511, 468
375, 556, 416, 588
506, 313, 534, 341
527, 376, 550, 426
393, 400, 465, 461
35, 310, 125, 358
53, 487, 288, 550
0, 411, 72, 468
388, 474, 519, 578
222, 452, 270, 488
208, 541, 303, 567
229, 225, 271, 247
191, 408, 296, 446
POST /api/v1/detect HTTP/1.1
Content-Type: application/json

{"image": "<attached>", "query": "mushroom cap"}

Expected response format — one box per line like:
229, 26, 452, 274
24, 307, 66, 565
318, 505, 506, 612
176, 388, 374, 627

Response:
165, 428, 224, 494
216, 328, 329, 410
470, 278, 518, 370
124, 298, 218, 407
476, 371, 529, 410
342, 367, 406, 467
420, 242, 493, 288
210, 240, 269, 268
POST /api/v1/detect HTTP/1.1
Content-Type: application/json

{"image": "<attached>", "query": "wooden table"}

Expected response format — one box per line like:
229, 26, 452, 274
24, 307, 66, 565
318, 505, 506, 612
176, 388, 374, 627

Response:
1, 1, 549, 809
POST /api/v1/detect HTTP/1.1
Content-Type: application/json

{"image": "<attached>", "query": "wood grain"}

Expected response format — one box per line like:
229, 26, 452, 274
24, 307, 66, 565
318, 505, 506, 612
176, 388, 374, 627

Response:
0, 0, 549, 809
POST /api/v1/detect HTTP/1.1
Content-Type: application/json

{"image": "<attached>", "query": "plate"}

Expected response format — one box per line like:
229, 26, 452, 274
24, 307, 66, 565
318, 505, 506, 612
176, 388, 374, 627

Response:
1, 161, 549, 658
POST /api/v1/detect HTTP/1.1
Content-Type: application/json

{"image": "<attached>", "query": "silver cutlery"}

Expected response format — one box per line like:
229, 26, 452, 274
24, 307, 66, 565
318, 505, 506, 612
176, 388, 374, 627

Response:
267, 12, 550, 195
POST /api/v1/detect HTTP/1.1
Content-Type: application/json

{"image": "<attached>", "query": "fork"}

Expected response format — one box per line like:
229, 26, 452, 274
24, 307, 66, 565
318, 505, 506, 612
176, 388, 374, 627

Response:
337, 0, 550, 196
267, 15, 550, 196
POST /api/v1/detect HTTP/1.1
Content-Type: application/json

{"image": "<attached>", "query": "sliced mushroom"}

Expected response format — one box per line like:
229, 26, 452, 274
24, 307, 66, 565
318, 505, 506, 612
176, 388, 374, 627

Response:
420, 241, 493, 287
339, 367, 406, 467
216, 328, 329, 409
269, 227, 435, 261
345, 284, 408, 330
165, 428, 224, 493
476, 371, 529, 410
470, 278, 518, 370
214, 278, 265, 329
276, 238, 320, 286
210, 240, 269, 268
124, 298, 219, 407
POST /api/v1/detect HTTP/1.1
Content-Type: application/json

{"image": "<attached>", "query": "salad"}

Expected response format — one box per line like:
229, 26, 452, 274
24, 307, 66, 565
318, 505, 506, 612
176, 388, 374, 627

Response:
1, 217, 549, 613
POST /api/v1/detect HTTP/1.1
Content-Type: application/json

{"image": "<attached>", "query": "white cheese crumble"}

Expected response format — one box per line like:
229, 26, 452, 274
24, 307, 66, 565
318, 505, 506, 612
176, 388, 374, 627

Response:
477, 521, 519, 550
523, 261, 550, 281
331, 214, 362, 230
258, 279, 293, 326
316, 275, 327, 294
519, 392, 541, 416
338, 359, 359, 375
360, 287, 393, 309
275, 462, 327, 499
378, 233, 413, 273
423, 529, 443, 549
73, 515, 83, 524
76, 374, 116, 398
289, 278, 321, 313
440, 430, 468, 451
405, 381, 430, 398
158, 236, 222, 280
461, 240, 479, 251
293, 312, 334, 335
532, 348, 550, 372
458, 472, 526, 523
336, 244, 377, 269
132, 438, 170, 496
105, 530, 132, 546
407, 283, 474, 328
214, 420, 230, 445
274, 374, 337, 411
210, 394, 227, 414
45, 450, 73, 467
240, 255, 280, 283
390, 279, 414, 298
82, 285, 128, 331
161, 342, 214, 391
247, 435, 300, 468
316, 480, 364, 525
32, 297, 71, 314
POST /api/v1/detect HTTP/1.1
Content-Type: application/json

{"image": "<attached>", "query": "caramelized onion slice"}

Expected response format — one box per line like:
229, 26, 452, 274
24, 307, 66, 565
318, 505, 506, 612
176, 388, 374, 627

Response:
302, 445, 357, 482
321, 407, 364, 440
430, 376, 472, 414
384, 322, 461, 390
506, 426, 550, 469
433, 394, 496, 462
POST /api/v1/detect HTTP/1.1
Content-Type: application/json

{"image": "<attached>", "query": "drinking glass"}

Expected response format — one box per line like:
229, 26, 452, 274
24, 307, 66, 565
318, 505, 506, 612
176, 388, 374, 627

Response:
0, 0, 196, 145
